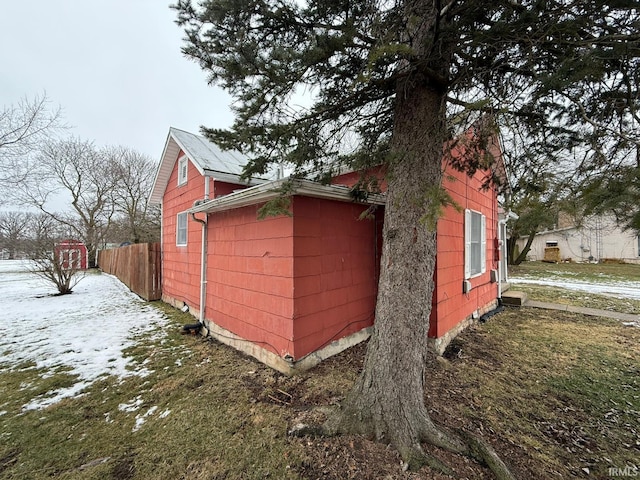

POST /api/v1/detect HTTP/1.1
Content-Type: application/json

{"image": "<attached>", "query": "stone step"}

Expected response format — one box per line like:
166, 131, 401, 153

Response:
501, 290, 528, 306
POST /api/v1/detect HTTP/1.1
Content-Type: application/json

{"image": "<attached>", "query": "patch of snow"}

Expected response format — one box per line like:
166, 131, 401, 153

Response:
547, 270, 580, 276
159, 409, 171, 419
0, 410, 6, 416
510, 277, 640, 301
0, 259, 36, 274
22, 384, 87, 411
118, 396, 144, 413
0, 265, 169, 410
133, 405, 158, 432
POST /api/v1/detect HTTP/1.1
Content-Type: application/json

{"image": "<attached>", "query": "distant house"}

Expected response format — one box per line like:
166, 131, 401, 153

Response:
149, 127, 511, 373
516, 214, 640, 264
55, 239, 88, 270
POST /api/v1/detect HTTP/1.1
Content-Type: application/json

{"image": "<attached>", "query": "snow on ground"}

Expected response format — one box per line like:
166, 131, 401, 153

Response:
0, 260, 169, 410
509, 274, 640, 301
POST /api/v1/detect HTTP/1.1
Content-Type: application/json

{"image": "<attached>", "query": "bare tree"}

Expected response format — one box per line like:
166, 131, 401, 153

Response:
0, 211, 31, 259
18, 138, 118, 267
109, 146, 161, 243
26, 215, 84, 295
0, 93, 64, 200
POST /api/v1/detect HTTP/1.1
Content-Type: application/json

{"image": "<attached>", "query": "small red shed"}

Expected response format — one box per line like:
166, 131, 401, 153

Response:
150, 127, 510, 373
55, 239, 88, 270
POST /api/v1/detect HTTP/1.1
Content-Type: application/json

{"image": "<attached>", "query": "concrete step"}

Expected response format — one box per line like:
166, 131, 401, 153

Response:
501, 290, 528, 306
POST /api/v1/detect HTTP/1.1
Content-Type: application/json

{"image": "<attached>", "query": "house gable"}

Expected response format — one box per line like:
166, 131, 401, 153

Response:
150, 127, 272, 205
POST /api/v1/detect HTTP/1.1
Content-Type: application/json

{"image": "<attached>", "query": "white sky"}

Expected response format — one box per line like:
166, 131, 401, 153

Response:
0, 0, 234, 161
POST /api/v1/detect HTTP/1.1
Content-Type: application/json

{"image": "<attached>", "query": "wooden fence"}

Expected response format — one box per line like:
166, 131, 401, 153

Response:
97, 242, 161, 301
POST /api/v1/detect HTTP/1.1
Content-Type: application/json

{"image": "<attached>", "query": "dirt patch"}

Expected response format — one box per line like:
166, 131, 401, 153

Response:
111, 452, 136, 480
294, 435, 499, 480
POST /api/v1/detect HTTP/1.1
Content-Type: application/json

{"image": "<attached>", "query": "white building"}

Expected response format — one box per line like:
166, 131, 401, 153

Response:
517, 214, 640, 264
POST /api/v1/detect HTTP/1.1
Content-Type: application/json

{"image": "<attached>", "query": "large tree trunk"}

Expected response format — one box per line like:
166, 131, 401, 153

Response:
326, 74, 462, 462
324, 7, 515, 477
324, 82, 515, 478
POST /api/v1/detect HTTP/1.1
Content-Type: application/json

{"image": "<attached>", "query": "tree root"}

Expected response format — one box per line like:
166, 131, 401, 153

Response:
415, 423, 517, 479
399, 443, 455, 476
457, 428, 516, 480
292, 406, 517, 479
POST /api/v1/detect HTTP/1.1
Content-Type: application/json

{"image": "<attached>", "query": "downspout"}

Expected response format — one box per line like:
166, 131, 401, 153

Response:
497, 210, 519, 300
497, 218, 507, 300
189, 175, 210, 334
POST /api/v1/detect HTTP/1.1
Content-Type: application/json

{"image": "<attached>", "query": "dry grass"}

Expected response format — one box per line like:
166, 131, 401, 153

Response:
437, 308, 640, 478
0, 304, 304, 480
512, 284, 640, 314
1, 300, 638, 479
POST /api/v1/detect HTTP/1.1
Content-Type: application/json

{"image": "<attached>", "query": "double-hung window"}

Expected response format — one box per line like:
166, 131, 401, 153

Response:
465, 209, 486, 279
176, 212, 188, 246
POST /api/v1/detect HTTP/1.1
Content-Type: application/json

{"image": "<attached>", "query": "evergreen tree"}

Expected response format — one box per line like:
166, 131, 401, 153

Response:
173, 0, 640, 475
581, 151, 640, 233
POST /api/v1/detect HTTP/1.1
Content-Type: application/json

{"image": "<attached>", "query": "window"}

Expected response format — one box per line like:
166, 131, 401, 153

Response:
178, 156, 188, 186
465, 209, 486, 279
176, 212, 187, 246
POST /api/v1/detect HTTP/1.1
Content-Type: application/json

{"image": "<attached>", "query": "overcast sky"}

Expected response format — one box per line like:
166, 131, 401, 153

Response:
0, 0, 234, 161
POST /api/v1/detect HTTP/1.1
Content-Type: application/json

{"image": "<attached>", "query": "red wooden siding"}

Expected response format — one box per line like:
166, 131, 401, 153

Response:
161, 151, 207, 309
332, 156, 500, 341
159, 132, 501, 366
213, 179, 248, 198
205, 205, 295, 357
291, 196, 382, 359
162, 161, 251, 308
432, 165, 498, 337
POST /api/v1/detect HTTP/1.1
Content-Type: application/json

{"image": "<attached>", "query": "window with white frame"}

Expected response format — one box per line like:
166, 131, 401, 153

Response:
465, 209, 486, 279
178, 155, 188, 186
176, 212, 188, 246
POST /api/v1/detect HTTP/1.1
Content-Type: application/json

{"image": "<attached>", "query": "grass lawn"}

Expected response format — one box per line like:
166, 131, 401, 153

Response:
509, 261, 640, 314
1, 301, 639, 479
510, 260, 640, 283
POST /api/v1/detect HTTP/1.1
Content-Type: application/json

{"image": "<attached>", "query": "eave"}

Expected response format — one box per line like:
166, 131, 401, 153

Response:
187, 178, 386, 215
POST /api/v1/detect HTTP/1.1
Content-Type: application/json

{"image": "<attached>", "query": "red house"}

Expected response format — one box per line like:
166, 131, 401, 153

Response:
150, 127, 509, 373
55, 239, 88, 270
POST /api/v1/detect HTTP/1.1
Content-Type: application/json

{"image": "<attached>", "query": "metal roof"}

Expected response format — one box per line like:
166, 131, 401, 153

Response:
149, 127, 275, 205
170, 128, 247, 176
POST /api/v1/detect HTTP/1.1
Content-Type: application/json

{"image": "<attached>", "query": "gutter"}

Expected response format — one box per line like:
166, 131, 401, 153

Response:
187, 178, 386, 215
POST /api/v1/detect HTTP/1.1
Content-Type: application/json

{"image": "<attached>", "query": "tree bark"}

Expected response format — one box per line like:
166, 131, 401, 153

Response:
324, 79, 455, 459
323, 79, 515, 478
511, 229, 536, 265
324, 7, 516, 476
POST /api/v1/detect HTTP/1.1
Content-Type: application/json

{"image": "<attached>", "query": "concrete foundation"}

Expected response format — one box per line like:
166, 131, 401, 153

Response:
429, 299, 499, 355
